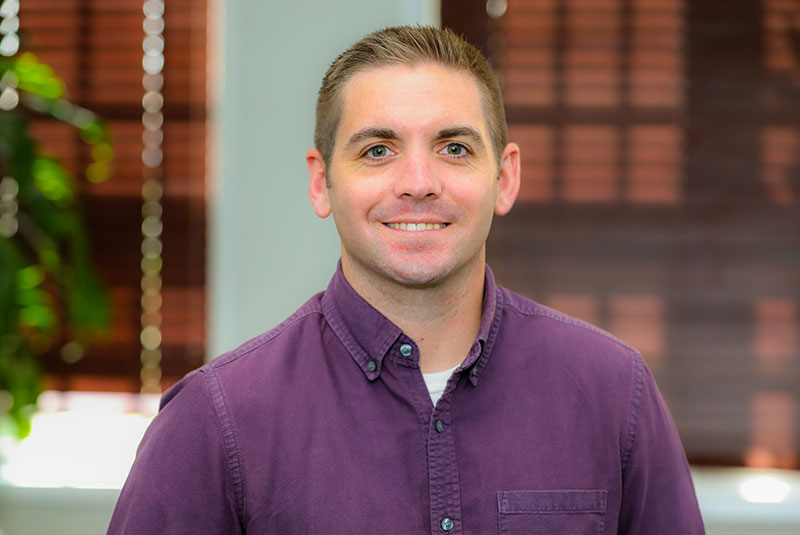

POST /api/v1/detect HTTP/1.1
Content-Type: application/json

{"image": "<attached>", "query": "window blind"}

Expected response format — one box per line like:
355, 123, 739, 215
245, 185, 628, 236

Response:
19, 0, 207, 393
444, 0, 800, 467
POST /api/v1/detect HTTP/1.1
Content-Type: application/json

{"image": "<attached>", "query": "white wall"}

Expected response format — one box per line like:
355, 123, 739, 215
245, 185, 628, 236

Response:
208, 0, 441, 358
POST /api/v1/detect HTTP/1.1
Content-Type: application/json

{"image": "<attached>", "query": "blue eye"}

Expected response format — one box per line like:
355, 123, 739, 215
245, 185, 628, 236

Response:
366, 145, 393, 159
441, 143, 469, 157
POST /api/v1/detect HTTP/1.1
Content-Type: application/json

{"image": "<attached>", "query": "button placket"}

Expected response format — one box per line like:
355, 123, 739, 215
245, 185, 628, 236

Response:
427, 399, 462, 534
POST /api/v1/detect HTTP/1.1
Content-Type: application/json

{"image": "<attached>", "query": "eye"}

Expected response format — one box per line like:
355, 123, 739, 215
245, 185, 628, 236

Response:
364, 145, 394, 160
440, 142, 470, 157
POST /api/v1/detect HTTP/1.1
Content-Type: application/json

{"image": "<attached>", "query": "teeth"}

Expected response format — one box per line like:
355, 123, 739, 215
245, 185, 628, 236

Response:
387, 223, 447, 231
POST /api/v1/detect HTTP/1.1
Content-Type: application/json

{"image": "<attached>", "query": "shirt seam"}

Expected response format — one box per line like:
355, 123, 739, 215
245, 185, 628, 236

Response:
201, 366, 246, 523
501, 294, 636, 353
210, 307, 324, 370
620, 352, 646, 475
479, 286, 505, 361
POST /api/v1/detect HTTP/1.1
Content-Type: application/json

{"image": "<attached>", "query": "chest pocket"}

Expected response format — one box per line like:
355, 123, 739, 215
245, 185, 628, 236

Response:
497, 490, 607, 535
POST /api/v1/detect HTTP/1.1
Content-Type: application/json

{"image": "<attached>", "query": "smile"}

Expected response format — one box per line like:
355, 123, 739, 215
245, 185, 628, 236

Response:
385, 222, 449, 231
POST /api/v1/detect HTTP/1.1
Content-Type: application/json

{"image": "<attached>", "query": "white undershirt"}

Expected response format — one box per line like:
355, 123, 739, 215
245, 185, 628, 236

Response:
422, 364, 459, 405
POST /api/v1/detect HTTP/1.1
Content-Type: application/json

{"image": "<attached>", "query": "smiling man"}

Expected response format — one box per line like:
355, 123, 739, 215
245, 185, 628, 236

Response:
109, 26, 704, 534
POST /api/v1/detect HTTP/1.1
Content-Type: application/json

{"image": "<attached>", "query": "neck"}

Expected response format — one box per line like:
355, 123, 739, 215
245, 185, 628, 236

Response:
341, 255, 486, 374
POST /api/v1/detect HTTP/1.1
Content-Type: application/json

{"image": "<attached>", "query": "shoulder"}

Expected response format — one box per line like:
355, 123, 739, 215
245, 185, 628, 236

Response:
491, 286, 645, 396
161, 291, 330, 410
497, 286, 637, 356
210, 291, 327, 369
209, 292, 325, 373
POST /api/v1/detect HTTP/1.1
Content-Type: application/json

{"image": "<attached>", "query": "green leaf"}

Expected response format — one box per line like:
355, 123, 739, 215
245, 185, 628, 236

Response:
32, 157, 75, 203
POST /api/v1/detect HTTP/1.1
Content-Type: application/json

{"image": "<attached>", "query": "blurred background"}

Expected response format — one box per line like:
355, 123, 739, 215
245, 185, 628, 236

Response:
0, 0, 798, 533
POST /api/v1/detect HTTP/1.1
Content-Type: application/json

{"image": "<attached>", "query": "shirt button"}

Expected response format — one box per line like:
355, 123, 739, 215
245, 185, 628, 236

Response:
435, 419, 444, 433
471, 367, 478, 376
399, 343, 413, 357
367, 360, 377, 372
440, 517, 454, 531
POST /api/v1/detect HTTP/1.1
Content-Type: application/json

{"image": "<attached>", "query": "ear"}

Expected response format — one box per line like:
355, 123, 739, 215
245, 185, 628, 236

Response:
494, 142, 521, 215
307, 148, 331, 218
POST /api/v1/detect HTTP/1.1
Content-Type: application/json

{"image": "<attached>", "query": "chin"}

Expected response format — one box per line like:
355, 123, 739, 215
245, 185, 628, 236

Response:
380, 258, 461, 288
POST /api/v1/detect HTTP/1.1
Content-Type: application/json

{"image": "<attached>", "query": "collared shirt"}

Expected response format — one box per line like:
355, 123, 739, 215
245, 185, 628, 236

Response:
109, 264, 704, 534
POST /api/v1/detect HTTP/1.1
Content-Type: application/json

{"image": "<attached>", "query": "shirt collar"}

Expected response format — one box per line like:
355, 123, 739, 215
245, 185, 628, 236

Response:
321, 260, 500, 382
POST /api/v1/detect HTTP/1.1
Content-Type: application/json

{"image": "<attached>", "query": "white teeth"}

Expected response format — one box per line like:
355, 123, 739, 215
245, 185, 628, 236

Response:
386, 223, 447, 231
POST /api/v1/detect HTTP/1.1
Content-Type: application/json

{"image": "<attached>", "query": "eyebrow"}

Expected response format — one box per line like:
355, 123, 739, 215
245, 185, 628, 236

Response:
344, 128, 399, 151
344, 125, 488, 152
436, 126, 486, 151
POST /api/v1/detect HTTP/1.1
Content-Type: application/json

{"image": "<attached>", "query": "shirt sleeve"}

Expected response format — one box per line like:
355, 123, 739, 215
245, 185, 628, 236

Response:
107, 368, 243, 534
617, 354, 706, 534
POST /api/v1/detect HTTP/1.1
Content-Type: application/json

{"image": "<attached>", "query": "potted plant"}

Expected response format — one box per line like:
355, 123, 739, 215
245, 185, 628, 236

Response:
0, 47, 112, 438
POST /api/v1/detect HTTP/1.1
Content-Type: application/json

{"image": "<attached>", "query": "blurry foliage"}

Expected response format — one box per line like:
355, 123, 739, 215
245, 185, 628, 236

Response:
0, 50, 113, 438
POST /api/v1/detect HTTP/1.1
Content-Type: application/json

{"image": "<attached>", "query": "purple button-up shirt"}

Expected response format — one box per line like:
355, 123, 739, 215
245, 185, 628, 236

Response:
109, 264, 704, 534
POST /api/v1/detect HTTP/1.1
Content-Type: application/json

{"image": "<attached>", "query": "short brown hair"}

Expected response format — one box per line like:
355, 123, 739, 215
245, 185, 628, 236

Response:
314, 26, 507, 168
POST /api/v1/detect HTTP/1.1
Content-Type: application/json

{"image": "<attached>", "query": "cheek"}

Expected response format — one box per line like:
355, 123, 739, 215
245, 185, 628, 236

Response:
330, 182, 385, 224
450, 182, 497, 217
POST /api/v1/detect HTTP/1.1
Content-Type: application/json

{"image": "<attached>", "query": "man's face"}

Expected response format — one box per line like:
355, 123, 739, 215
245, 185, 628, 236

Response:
308, 63, 519, 290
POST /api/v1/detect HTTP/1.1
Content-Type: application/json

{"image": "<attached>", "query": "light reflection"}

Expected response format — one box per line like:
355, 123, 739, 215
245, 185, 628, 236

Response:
486, 0, 508, 19
739, 475, 792, 503
142, 54, 164, 75
141, 178, 163, 200
140, 0, 165, 395
0, 13, 16, 33
0, 394, 156, 489
142, 73, 164, 92
139, 326, 161, 350
60, 341, 84, 364
141, 292, 162, 311
0, 175, 18, 238
140, 274, 162, 292
0, 85, 18, 109
142, 35, 164, 54
141, 199, 163, 218
0, 31, 18, 56
142, 91, 164, 112
142, 17, 164, 35
142, 147, 164, 167
140, 257, 162, 274
142, 110, 164, 130
142, 129, 164, 147
141, 216, 163, 238
141, 236, 162, 257
0, 0, 18, 16
142, 0, 164, 18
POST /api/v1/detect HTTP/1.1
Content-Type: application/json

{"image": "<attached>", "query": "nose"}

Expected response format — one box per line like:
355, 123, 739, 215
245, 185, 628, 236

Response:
393, 150, 442, 200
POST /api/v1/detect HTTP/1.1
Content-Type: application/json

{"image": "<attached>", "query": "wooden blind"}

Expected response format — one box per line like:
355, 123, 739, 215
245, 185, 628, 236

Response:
19, 0, 207, 392
444, 0, 800, 467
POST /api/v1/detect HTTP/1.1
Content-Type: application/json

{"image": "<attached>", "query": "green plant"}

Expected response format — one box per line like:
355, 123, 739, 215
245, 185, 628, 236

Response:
0, 50, 112, 438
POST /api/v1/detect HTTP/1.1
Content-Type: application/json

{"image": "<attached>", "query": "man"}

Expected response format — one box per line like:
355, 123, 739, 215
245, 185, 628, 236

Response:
109, 26, 704, 534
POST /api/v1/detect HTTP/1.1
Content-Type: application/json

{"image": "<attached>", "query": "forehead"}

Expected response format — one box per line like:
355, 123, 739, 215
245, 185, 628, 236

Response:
336, 63, 488, 142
